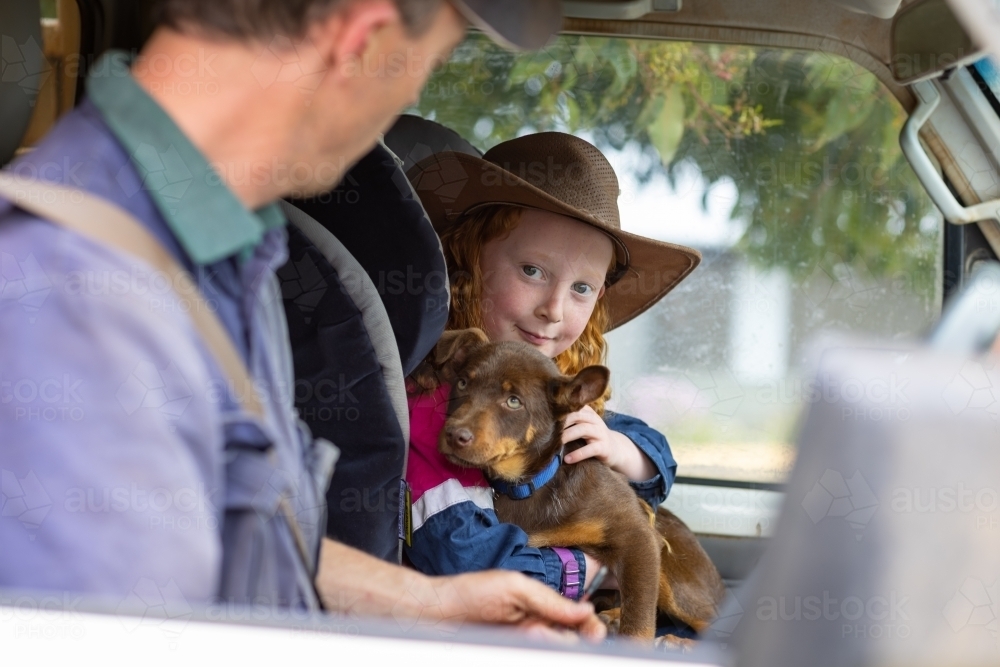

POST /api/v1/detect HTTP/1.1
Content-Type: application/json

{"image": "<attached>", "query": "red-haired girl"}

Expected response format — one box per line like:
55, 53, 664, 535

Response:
405, 132, 700, 599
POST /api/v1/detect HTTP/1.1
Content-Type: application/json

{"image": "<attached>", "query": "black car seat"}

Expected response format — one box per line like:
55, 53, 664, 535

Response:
280, 126, 463, 562
382, 114, 483, 172
1, 0, 44, 166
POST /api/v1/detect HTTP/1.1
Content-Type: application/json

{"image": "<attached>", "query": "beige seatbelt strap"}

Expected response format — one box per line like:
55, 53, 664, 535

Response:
0, 174, 264, 419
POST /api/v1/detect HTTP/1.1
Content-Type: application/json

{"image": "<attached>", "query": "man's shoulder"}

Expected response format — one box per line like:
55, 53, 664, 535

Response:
2, 99, 184, 263
10, 100, 126, 193
0, 170, 215, 422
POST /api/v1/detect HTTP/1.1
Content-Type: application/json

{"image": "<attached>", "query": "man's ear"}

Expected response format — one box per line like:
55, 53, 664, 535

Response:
432, 328, 489, 371
551, 366, 610, 412
309, 0, 400, 72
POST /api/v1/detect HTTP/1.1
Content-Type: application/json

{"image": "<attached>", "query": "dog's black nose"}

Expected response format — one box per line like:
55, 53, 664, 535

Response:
447, 427, 474, 448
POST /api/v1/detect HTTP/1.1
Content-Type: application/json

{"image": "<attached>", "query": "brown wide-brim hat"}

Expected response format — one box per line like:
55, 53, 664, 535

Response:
406, 132, 702, 330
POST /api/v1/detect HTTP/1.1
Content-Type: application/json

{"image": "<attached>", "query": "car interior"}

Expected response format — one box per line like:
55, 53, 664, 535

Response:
3, 0, 1000, 663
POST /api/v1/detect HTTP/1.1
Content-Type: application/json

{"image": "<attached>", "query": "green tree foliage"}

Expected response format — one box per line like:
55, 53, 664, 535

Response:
411, 34, 939, 290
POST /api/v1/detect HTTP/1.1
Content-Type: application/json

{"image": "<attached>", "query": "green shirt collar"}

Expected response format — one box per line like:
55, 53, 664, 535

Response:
87, 50, 285, 266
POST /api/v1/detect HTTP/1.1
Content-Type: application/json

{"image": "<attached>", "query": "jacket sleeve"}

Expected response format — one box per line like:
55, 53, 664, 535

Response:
405, 480, 587, 599
604, 411, 677, 507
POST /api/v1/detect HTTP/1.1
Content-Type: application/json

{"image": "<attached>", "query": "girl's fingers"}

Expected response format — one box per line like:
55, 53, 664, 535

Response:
564, 406, 598, 427
564, 443, 604, 464
563, 412, 603, 432
561, 423, 597, 443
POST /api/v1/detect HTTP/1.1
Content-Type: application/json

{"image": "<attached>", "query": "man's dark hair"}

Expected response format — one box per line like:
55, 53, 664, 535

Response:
151, 0, 445, 40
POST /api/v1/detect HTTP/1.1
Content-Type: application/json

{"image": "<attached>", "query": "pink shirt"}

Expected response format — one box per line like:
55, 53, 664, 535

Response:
406, 384, 491, 503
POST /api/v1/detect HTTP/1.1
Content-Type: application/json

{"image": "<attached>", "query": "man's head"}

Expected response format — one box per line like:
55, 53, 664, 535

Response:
150, 1, 562, 49
151, 0, 447, 42
141, 0, 561, 203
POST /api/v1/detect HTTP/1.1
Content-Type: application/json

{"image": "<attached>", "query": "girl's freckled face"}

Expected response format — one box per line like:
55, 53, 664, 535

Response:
478, 209, 614, 358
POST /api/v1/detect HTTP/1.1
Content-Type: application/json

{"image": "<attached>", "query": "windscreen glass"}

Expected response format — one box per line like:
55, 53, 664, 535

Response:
411, 35, 944, 483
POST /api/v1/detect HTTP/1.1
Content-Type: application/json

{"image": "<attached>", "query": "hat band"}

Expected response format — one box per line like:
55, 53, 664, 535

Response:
606, 259, 629, 286
602, 231, 630, 287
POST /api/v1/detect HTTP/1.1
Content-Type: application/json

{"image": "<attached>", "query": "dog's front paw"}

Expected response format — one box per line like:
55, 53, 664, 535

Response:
654, 635, 697, 652
597, 607, 621, 635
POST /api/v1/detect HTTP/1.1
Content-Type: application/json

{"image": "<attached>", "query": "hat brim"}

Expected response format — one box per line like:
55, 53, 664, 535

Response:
408, 151, 702, 330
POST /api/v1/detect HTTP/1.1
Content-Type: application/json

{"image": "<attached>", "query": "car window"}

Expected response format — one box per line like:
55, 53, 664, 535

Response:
971, 55, 1000, 115
411, 34, 943, 484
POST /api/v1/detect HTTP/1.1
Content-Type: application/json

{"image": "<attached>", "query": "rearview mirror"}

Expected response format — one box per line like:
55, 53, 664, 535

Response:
891, 0, 983, 83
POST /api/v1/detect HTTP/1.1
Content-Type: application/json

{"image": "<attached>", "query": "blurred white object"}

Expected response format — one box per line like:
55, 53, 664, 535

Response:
834, 0, 903, 18
949, 0, 1000, 60
732, 343, 1000, 667
929, 261, 1000, 354
2, 600, 727, 666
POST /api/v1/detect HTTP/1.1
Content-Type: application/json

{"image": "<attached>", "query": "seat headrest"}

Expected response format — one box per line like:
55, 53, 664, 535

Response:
1, 1, 44, 166
287, 142, 450, 376
383, 114, 482, 174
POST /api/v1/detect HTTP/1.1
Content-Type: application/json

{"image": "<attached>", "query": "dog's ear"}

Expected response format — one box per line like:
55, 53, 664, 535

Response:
433, 328, 489, 371
551, 365, 610, 412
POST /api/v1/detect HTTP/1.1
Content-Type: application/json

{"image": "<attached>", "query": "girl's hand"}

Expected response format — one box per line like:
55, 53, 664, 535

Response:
561, 406, 656, 482
583, 553, 618, 591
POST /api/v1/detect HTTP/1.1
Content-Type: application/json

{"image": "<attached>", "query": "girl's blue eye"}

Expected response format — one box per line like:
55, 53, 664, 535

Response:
522, 265, 541, 278
573, 283, 594, 296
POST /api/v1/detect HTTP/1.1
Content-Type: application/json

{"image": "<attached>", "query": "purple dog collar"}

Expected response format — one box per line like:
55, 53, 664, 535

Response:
552, 547, 580, 600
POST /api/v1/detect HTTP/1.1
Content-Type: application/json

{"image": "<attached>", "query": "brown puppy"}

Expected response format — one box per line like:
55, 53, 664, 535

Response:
423, 328, 726, 642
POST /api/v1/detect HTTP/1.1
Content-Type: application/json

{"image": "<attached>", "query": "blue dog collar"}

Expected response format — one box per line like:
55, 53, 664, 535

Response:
489, 455, 561, 500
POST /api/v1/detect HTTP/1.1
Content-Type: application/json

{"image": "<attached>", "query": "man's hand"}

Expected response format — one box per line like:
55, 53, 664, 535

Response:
316, 538, 605, 643
442, 570, 606, 641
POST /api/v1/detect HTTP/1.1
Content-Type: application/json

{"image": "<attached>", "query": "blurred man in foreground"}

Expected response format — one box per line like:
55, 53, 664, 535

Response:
0, 0, 603, 640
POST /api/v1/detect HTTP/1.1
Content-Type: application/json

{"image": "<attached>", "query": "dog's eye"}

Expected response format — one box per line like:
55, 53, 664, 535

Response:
506, 396, 522, 409
456, 378, 468, 390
